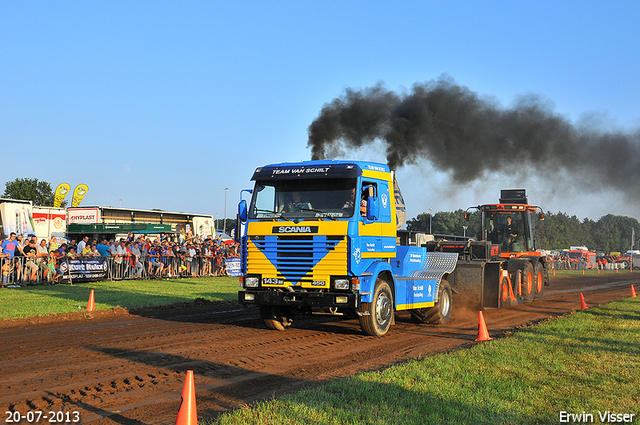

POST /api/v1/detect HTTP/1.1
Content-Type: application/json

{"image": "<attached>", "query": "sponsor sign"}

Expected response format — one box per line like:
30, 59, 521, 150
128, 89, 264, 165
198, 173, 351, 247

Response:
225, 257, 241, 277
71, 184, 89, 208
32, 209, 67, 239
68, 208, 100, 224
193, 216, 214, 238
59, 257, 109, 282
53, 183, 71, 208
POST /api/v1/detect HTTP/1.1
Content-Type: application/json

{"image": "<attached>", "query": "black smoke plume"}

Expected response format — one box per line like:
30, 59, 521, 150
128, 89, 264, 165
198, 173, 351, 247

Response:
307, 77, 640, 197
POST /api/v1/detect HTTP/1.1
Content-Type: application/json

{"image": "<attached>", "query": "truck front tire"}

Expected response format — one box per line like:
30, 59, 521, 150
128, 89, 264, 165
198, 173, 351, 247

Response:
359, 278, 393, 337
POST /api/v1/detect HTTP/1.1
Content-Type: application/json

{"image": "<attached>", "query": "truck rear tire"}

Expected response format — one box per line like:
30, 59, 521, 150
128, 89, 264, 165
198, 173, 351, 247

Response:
521, 263, 534, 303
260, 306, 294, 331
410, 279, 452, 324
534, 262, 544, 301
359, 278, 393, 337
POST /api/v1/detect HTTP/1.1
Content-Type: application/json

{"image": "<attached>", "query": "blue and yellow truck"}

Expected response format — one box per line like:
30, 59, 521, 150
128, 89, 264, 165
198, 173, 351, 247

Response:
237, 160, 549, 336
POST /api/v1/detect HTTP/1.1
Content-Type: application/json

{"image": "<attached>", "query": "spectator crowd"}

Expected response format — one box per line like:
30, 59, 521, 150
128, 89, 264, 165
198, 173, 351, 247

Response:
547, 253, 624, 271
0, 232, 240, 288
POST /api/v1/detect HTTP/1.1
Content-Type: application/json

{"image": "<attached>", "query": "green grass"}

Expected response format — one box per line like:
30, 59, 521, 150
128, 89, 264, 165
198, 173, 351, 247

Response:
0, 276, 239, 320
208, 297, 640, 425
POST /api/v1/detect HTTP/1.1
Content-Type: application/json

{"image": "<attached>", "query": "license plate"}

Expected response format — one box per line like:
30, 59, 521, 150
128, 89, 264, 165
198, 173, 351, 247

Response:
263, 278, 284, 285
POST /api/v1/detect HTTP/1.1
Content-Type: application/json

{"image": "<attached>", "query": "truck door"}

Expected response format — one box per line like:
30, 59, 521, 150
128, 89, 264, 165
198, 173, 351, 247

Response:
359, 181, 382, 254
358, 180, 395, 257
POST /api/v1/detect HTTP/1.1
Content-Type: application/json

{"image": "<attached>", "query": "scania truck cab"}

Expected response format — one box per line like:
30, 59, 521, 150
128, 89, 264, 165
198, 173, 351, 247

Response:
237, 160, 458, 336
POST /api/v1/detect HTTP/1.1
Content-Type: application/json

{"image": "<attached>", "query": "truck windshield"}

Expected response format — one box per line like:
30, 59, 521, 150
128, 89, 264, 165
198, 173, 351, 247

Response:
249, 178, 357, 219
484, 210, 530, 252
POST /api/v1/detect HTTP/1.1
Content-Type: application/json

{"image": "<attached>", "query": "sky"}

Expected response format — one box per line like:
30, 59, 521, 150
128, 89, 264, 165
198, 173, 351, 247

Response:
2, 1, 640, 224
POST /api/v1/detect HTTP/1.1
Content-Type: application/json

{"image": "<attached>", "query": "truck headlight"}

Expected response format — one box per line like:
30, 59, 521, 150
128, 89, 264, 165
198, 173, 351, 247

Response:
334, 278, 350, 290
245, 277, 260, 288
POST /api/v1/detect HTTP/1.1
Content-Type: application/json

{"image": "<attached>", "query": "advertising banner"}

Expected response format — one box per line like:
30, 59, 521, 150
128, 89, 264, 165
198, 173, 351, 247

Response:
32, 207, 67, 240
0, 202, 35, 237
53, 183, 71, 208
68, 208, 100, 224
225, 257, 241, 277
193, 216, 214, 238
71, 184, 89, 208
59, 257, 109, 283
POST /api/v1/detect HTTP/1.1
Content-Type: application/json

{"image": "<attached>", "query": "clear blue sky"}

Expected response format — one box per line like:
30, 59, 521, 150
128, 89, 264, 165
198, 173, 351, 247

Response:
2, 1, 639, 223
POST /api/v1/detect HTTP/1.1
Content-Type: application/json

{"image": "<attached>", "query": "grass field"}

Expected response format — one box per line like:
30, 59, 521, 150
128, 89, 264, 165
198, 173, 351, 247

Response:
0, 276, 239, 320
1, 269, 638, 423
209, 297, 640, 425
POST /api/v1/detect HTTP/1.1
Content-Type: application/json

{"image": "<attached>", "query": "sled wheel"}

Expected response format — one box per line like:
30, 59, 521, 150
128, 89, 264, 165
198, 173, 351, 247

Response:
260, 305, 294, 331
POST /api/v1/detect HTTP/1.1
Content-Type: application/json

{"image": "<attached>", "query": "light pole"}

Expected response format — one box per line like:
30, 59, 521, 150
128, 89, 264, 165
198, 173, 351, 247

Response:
223, 188, 229, 235
429, 208, 433, 234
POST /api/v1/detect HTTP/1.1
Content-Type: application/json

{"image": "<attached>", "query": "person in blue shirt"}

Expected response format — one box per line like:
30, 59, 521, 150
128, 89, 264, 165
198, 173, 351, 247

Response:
1, 233, 18, 258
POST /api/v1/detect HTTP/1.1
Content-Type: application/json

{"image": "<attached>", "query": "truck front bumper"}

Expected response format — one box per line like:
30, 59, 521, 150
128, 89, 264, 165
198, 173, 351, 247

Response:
239, 289, 359, 309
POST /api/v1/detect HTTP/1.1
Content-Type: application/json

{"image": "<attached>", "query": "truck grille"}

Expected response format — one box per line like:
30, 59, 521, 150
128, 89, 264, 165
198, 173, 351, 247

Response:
249, 235, 346, 285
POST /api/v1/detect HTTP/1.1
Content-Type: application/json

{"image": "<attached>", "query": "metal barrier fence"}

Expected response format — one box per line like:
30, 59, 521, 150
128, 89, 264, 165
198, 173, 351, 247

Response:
1, 254, 238, 287
550, 259, 626, 271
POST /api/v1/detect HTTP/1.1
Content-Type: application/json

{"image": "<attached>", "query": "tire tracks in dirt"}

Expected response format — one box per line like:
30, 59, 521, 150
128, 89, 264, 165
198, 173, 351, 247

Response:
1, 273, 638, 424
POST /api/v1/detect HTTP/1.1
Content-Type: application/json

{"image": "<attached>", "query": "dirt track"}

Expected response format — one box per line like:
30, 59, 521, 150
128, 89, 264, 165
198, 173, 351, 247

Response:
1, 273, 638, 424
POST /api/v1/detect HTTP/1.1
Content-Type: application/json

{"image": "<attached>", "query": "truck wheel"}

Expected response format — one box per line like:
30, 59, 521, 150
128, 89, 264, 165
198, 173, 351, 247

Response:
534, 262, 544, 301
359, 278, 393, 336
410, 279, 452, 324
260, 306, 294, 331
521, 263, 534, 303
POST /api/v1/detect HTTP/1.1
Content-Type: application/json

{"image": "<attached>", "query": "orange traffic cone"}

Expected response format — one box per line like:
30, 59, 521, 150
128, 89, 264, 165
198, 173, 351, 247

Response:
86, 290, 95, 312
631, 285, 637, 298
580, 293, 588, 310
175, 370, 197, 425
616, 267, 619, 274
552, 269, 556, 276
475, 311, 493, 342
597, 268, 600, 274
582, 269, 585, 275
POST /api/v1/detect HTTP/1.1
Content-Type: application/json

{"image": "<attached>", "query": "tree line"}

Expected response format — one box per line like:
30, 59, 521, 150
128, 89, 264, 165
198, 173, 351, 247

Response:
4, 178, 638, 253
406, 210, 638, 254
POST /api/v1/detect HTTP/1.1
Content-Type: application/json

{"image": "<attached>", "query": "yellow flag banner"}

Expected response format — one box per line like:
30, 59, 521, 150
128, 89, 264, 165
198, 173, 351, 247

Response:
71, 184, 89, 208
53, 183, 71, 208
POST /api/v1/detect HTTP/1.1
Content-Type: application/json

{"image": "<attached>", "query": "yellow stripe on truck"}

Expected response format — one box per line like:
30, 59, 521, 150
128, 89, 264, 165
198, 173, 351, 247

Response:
247, 220, 349, 235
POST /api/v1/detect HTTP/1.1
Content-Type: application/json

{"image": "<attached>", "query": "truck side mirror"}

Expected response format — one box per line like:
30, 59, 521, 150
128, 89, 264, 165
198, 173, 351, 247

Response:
539, 212, 545, 221
238, 200, 248, 222
366, 196, 379, 221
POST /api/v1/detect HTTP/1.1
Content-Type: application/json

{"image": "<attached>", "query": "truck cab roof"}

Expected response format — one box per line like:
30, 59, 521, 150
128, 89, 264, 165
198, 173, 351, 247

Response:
251, 160, 390, 181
